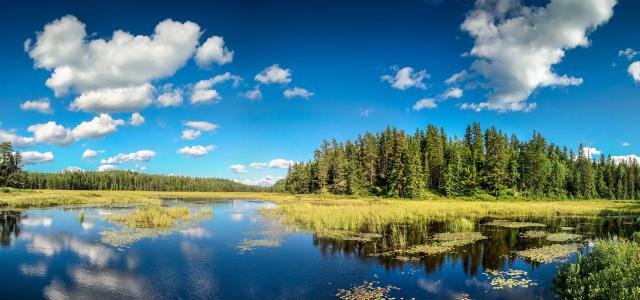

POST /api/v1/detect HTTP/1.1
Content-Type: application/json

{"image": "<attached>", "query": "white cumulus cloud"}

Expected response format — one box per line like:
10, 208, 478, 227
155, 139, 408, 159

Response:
69, 84, 155, 113
250, 162, 267, 170
100, 150, 156, 164
20, 98, 53, 114
195, 36, 233, 68
27, 121, 76, 146
184, 121, 219, 132
459, 0, 616, 112
181, 129, 201, 140
284, 87, 314, 99
21, 151, 54, 164
255, 64, 292, 85
628, 61, 640, 82
177, 145, 215, 157
26, 15, 203, 113
0, 130, 36, 148
619, 48, 638, 61
230, 164, 247, 173
243, 86, 262, 100
97, 164, 117, 172
440, 87, 463, 99
413, 98, 438, 111
81, 149, 102, 159
190, 72, 241, 105
581, 147, 601, 159
381, 66, 429, 90
155, 84, 183, 107
128, 113, 144, 126
72, 114, 125, 139
236, 174, 283, 187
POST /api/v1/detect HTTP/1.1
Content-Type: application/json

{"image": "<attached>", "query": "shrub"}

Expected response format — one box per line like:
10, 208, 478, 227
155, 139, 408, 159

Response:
553, 240, 640, 300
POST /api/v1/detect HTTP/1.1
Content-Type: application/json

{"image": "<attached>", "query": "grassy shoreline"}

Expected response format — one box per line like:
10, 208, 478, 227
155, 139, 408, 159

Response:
3, 189, 639, 231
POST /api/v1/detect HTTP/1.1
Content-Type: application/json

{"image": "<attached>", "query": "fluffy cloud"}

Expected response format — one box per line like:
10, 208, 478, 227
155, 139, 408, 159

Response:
622, 142, 630, 147
381, 66, 429, 90
72, 114, 125, 139
21, 151, 54, 164
413, 98, 437, 111
128, 113, 144, 126
97, 164, 117, 172
255, 64, 292, 85
195, 36, 233, 68
230, 164, 247, 173
26, 15, 201, 97
243, 86, 262, 100
155, 84, 183, 107
181, 129, 201, 140
65, 166, 84, 172
100, 150, 156, 164
20, 98, 53, 114
250, 162, 267, 170
459, 0, 616, 111
190, 72, 241, 105
619, 48, 638, 61
284, 87, 314, 99
628, 61, 640, 82
81, 149, 101, 159
69, 84, 155, 113
27, 122, 75, 146
184, 121, 219, 132
0, 130, 36, 148
237, 175, 283, 187
611, 154, 640, 164
249, 159, 294, 169
440, 87, 463, 99
177, 145, 215, 157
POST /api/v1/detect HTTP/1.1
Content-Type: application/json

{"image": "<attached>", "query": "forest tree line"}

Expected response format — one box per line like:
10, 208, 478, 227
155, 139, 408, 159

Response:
284, 123, 640, 199
1, 142, 265, 193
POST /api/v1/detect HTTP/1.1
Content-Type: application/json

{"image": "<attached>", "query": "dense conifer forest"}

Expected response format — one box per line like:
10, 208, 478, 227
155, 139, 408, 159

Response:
22, 171, 266, 192
284, 123, 640, 199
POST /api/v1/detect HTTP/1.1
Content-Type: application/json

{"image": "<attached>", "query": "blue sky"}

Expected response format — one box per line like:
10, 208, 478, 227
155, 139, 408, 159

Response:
0, 0, 639, 185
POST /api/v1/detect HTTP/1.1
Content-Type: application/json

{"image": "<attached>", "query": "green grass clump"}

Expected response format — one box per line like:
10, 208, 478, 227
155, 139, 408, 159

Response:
517, 244, 579, 263
108, 206, 190, 228
553, 240, 640, 300
335, 280, 399, 300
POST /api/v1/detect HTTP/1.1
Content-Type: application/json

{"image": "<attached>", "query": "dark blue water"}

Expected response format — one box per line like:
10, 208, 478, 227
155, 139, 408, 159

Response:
0, 200, 637, 299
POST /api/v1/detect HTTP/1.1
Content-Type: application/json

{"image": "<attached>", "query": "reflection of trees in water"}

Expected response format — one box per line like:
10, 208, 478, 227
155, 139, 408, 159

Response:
1, 211, 21, 246
311, 216, 640, 276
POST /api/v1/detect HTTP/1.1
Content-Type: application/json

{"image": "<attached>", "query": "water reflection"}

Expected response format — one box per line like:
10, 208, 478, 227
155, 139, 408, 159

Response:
0, 201, 638, 300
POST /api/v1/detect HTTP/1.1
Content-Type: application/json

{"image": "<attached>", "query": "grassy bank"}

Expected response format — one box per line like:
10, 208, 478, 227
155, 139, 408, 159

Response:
264, 196, 640, 233
3, 189, 639, 232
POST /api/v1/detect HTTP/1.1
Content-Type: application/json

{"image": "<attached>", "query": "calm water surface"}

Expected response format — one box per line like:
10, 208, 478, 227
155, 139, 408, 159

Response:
1, 199, 638, 299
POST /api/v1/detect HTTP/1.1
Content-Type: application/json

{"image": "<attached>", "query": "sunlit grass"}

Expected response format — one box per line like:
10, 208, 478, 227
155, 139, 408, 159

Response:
107, 206, 190, 228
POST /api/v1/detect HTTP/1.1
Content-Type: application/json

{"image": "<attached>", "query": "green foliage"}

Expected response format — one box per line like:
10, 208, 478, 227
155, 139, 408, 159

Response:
553, 240, 640, 300
0, 142, 25, 188
23, 170, 266, 192
284, 123, 640, 199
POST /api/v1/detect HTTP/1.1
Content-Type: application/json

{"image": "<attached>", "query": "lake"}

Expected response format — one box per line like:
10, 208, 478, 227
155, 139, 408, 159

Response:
1, 199, 637, 299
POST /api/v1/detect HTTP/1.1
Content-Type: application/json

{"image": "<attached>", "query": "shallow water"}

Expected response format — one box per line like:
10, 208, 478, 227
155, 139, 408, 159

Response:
1, 199, 638, 299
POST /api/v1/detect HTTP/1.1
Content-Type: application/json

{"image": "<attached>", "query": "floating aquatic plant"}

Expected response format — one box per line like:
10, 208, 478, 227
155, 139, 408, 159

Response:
236, 238, 282, 253
315, 230, 382, 242
379, 232, 487, 258
485, 220, 546, 228
335, 280, 399, 300
517, 244, 579, 263
484, 269, 537, 289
